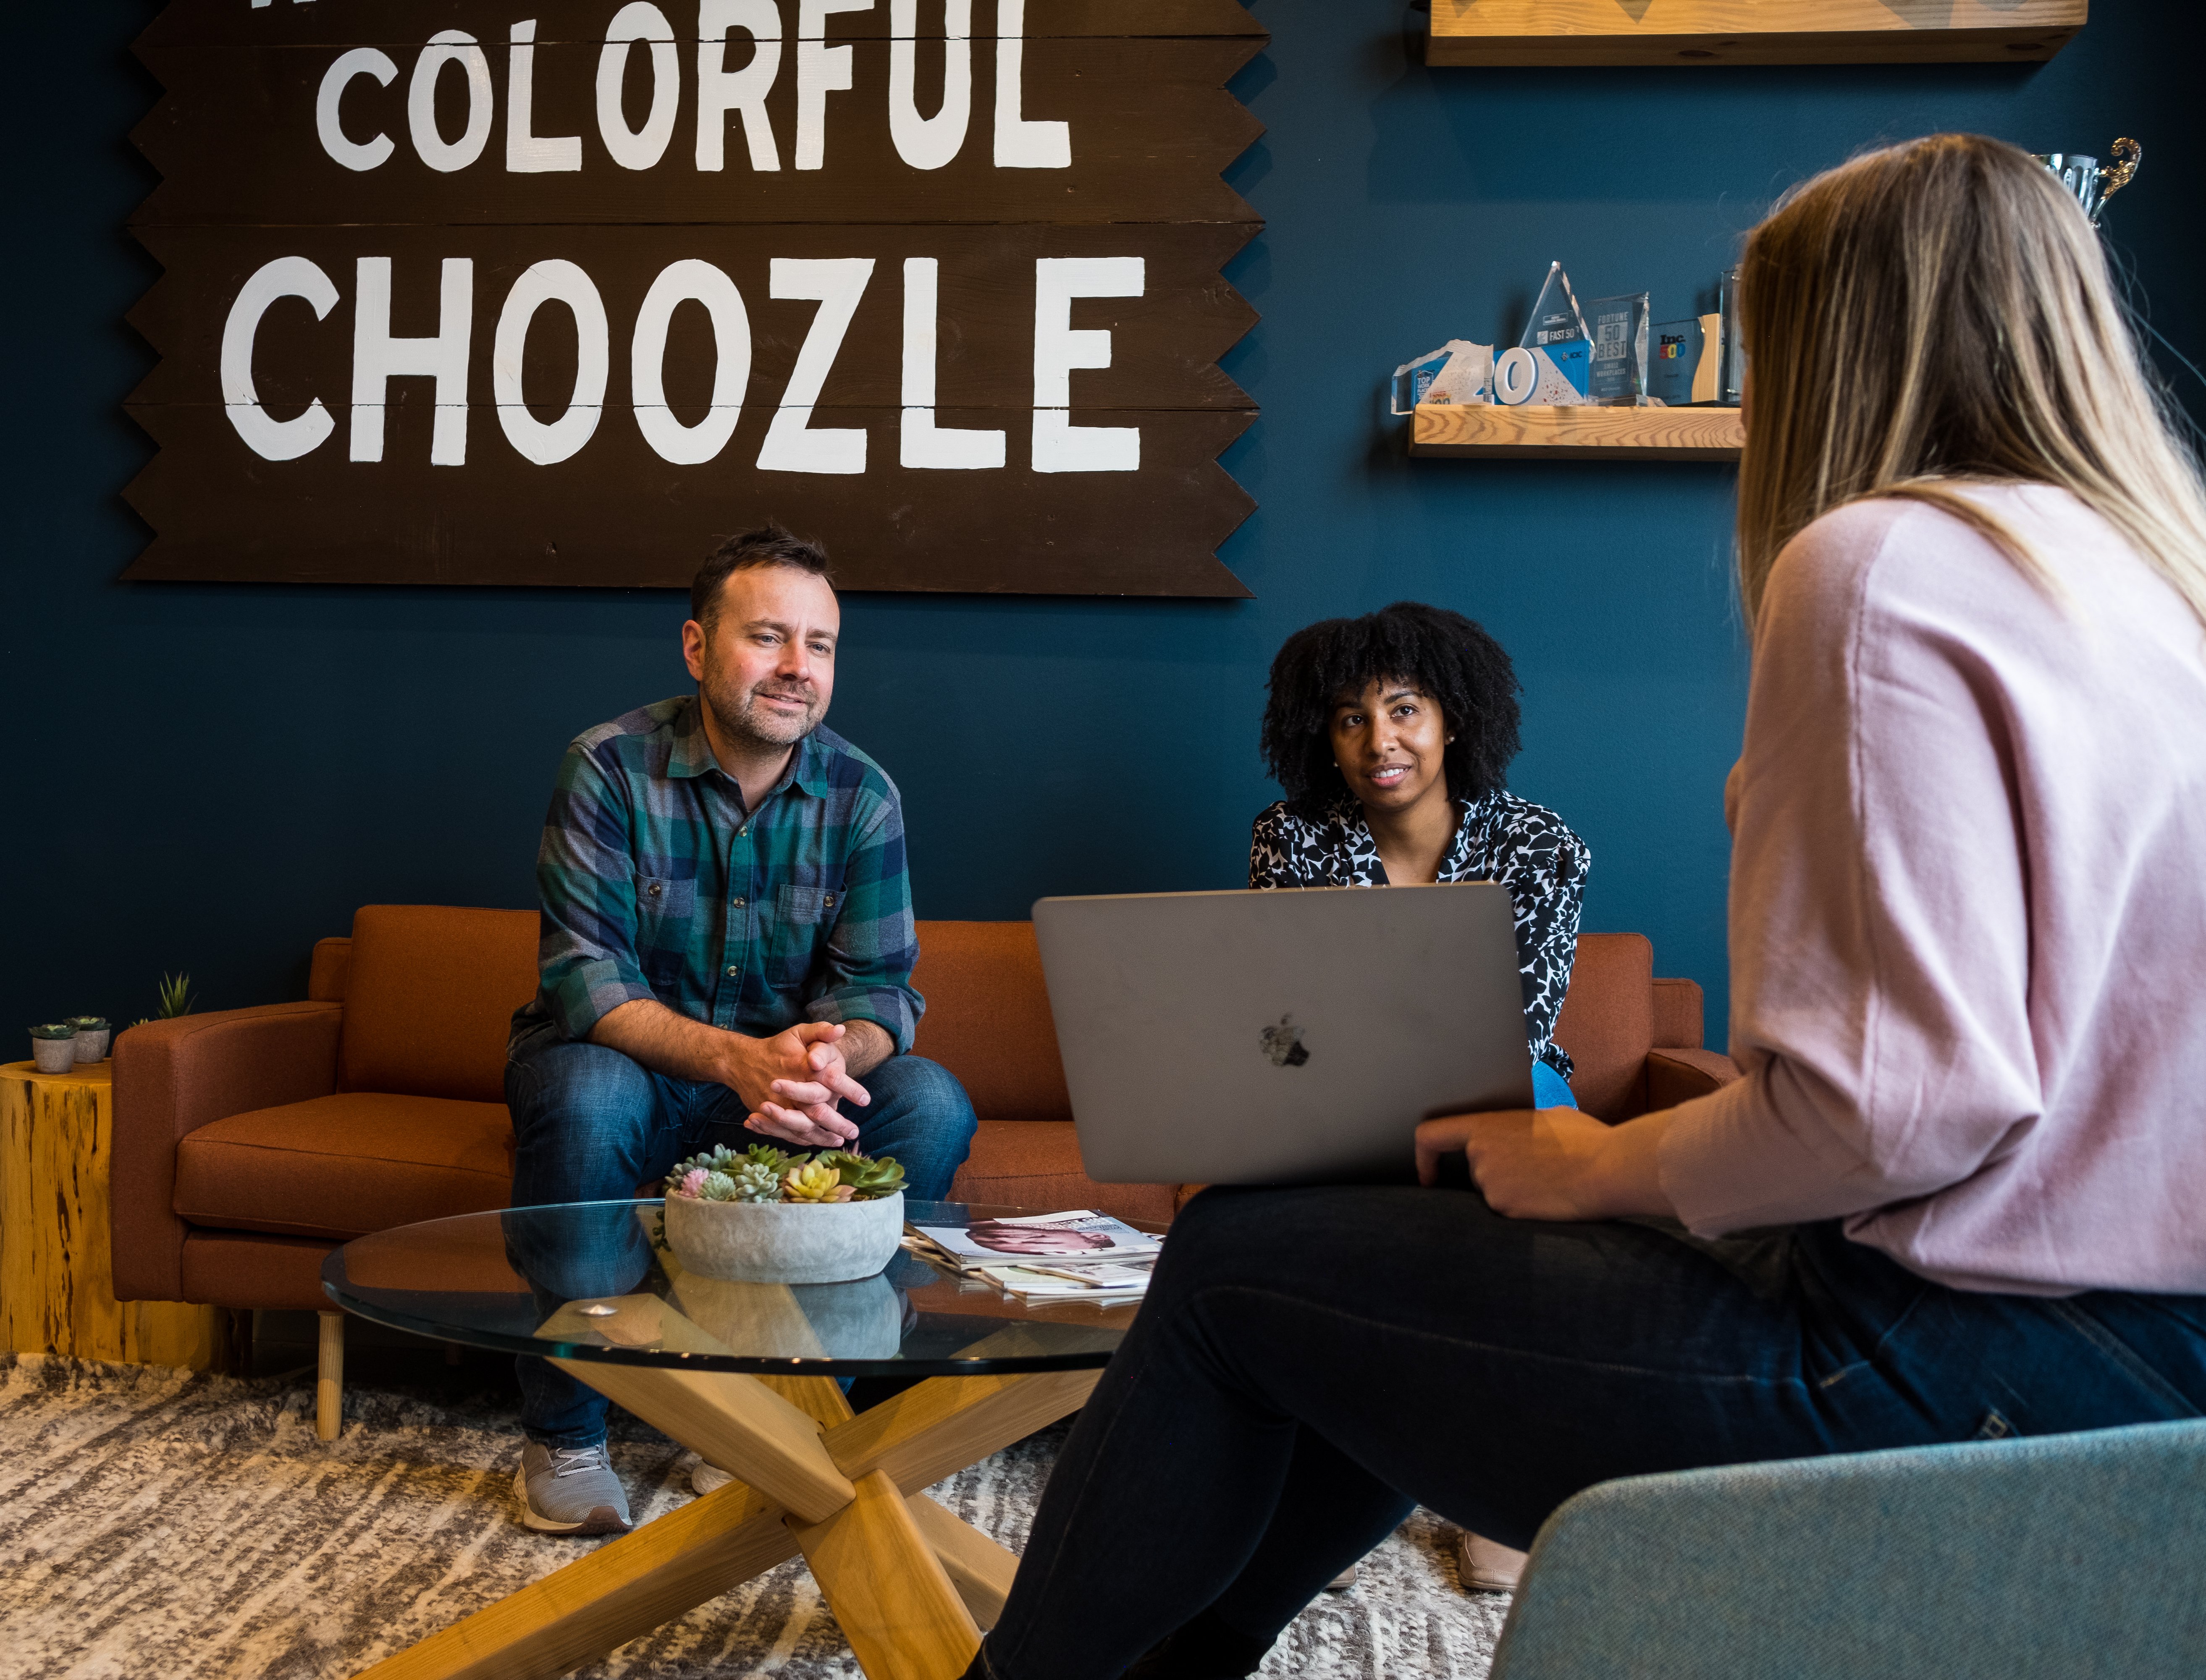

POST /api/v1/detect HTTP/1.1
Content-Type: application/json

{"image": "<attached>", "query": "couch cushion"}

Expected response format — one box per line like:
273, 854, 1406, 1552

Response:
950, 1121, 1174, 1226
1553, 933, 1656, 1122
341, 905, 540, 1102
175, 1092, 513, 1242
911, 921, 1073, 1125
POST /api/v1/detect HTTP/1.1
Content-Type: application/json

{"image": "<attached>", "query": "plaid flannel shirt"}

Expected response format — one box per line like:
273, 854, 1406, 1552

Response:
510, 696, 923, 1055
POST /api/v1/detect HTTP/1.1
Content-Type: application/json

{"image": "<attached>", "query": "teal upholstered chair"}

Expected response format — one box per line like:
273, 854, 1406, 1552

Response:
1490, 1418, 2206, 1679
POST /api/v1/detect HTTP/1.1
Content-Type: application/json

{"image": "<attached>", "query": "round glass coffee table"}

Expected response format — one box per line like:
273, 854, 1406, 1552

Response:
323, 1199, 1159, 1680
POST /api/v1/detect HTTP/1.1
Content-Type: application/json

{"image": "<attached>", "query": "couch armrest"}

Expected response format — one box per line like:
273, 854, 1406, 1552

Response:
1644, 1047, 1742, 1112
111, 1002, 343, 1301
1649, 977, 1705, 1051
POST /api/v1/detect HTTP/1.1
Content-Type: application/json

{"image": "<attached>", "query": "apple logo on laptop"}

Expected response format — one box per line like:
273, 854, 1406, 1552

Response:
1259, 1015, 1310, 1068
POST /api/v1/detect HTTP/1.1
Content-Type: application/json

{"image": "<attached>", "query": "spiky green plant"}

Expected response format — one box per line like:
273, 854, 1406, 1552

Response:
156, 974, 195, 1018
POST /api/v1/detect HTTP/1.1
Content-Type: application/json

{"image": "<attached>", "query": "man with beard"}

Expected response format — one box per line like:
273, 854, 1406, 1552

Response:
502, 523, 977, 1534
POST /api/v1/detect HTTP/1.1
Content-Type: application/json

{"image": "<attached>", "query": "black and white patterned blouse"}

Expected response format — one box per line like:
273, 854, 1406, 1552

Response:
1249, 791, 1590, 1078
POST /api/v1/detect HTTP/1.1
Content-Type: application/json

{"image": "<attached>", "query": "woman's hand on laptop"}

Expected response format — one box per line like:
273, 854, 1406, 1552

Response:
1415, 1108, 1678, 1222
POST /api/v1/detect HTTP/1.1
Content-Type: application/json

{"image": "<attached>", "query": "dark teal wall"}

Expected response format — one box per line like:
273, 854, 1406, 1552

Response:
6, 3, 2202, 1050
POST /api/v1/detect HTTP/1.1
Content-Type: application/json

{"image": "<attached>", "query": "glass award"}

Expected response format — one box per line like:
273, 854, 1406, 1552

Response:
1519, 261, 1590, 352
1586, 292, 1650, 406
1504, 262, 1593, 404
1648, 316, 1721, 406
1390, 340, 1493, 415
1718, 265, 1745, 407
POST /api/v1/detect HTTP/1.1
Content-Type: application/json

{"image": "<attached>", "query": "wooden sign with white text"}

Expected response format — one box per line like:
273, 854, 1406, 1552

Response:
126, 0, 1264, 595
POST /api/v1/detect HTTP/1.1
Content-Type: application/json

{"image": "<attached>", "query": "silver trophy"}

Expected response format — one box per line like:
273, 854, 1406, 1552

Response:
2033, 138, 2141, 226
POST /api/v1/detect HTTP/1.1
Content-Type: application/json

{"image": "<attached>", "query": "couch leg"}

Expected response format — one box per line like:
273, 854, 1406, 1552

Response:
317, 1311, 344, 1442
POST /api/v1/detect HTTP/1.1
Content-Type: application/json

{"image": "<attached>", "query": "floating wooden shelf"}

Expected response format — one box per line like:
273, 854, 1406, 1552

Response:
1427, 0, 2086, 66
1410, 403, 1744, 460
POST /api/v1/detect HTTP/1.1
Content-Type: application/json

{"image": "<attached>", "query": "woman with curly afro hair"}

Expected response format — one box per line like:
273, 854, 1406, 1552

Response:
1250, 600, 1590, 1110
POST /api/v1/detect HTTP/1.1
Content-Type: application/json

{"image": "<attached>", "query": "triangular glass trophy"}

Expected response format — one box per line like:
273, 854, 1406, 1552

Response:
1496, 262, 1593, 404
1519, 261, 1589, 351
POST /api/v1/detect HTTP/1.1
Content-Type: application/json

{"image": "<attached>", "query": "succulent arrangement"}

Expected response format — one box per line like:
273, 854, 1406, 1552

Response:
68, 1015, 109, 1033
29, 1024, 75, 1042
666, 1142, 906, 1206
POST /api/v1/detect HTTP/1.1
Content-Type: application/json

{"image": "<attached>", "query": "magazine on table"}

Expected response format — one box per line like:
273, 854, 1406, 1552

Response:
976, 1261, 1154, 1302
904, 1208, 1163, 1273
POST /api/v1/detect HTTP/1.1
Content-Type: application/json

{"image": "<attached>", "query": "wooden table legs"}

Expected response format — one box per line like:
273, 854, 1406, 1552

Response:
352, 1357, 1099, 1680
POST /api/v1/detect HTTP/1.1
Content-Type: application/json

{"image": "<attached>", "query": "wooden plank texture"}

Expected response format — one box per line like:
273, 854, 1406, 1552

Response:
129, 223, 1256, 412
907, 1493, 1020, 1630
825, 1367, 1101, 1491
1429, 0, 2085, 64
790, 1470, 982, 1680
546, 1349, 859, 1522
140, 1, 1264, 49
1, 1064, 224, 1369
128, 0, 1265, 595
352, 1478, 800, 1680
1410, 402, 1743, 460
133, 38, 1263, 228
122, 404, 1255, 593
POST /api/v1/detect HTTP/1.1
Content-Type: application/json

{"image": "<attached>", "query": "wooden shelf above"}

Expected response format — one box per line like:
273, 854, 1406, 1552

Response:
1426, 0, 2086, 66
1410, 403, 1744, 460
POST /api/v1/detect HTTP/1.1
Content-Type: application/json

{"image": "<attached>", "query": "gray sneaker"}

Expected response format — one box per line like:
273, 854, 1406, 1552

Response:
514, 1441, 632, 1535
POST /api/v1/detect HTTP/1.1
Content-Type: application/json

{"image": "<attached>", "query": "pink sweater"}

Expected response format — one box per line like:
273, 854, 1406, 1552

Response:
1655, 486, 2206, 1295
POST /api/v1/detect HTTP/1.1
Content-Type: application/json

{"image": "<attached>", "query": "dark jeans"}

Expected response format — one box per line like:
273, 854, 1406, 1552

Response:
978, 1185, 2206, 1680
504, 1035, 977, 1447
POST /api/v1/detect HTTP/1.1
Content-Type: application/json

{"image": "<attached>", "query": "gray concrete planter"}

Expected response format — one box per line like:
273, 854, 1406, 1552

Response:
30, 1034, 78, 1073
664, 1191, 904, 1285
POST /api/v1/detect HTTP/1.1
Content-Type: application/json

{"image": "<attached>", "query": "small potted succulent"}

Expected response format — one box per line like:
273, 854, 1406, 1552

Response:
29, 1024, 79, 1073
660, 1142, 907, 1284
68, 1016, 111, 1063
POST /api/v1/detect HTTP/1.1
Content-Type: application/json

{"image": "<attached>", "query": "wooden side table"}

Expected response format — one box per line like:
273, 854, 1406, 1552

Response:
1, 1059, 226, 1368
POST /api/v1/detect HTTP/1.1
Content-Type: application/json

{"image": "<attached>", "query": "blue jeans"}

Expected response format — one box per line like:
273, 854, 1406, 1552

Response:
974, 1186, 2206, 1680
504, 1037, 977, 1446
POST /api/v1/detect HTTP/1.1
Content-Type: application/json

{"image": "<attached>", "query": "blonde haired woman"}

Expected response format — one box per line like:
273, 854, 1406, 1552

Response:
959, 136, 2206, 1680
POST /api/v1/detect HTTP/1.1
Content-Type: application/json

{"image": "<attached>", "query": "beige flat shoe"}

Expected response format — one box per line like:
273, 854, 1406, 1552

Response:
1454, 1530, 1527, 1593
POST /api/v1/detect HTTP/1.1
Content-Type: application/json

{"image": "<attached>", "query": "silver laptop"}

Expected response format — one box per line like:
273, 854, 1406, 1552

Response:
1032, 884, 1534, 1186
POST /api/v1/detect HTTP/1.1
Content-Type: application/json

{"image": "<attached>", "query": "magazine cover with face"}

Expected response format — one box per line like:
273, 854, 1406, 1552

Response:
908, 1209, 1164, 1267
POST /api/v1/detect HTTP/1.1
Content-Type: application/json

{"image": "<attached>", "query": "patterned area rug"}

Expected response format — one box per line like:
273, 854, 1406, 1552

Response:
0, 1353, 1508, 1679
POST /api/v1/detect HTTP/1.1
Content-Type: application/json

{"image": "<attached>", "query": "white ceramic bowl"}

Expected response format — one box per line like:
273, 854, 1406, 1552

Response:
663, 1191, 904, 1285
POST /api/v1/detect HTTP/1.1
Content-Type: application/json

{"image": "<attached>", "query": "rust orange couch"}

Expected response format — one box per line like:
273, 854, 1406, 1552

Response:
111, 905, 1738, 1314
